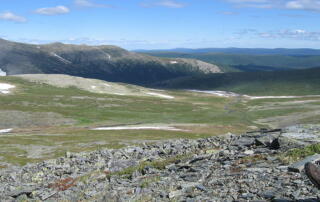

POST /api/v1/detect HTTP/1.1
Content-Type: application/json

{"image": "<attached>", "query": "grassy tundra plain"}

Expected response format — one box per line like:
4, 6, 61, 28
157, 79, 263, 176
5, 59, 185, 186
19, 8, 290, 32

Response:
1, 75, 320, 167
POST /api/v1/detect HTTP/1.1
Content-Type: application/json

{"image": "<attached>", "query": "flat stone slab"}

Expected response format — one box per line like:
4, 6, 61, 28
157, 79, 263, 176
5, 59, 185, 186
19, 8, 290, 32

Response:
288, 154, 320, 173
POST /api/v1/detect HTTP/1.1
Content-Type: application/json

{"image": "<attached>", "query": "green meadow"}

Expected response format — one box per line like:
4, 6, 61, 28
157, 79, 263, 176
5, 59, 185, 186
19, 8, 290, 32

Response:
0, 76, 319, 166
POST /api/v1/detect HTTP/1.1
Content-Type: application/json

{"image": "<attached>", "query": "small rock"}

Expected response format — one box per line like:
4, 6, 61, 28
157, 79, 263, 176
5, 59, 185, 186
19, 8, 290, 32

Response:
169, 190, 183, 199
244, 150, 254, 155
288, 154, 320, 173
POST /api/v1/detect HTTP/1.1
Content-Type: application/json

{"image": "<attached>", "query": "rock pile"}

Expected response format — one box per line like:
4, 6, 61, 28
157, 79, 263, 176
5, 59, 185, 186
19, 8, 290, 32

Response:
1, 124, 320, 201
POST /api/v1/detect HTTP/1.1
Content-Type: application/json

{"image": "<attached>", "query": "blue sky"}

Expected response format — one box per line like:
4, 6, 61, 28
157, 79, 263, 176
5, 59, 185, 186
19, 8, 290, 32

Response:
0, 0, 320, 49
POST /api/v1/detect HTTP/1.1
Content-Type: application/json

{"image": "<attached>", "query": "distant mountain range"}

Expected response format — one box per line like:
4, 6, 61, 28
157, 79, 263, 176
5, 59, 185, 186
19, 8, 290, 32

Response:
1, 39, 319, 94
136, 48, 320, 56
0, 39, 220, 85
139, 50, 320, 72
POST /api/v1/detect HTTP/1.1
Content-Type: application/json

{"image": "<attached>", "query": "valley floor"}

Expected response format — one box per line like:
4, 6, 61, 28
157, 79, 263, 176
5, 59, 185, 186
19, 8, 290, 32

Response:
0, 74, 320, 201
0, 75, 320, 167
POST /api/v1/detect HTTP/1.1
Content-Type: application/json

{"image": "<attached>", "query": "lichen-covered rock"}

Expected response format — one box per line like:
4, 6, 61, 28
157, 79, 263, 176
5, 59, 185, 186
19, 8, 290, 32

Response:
1, 124, 320, 201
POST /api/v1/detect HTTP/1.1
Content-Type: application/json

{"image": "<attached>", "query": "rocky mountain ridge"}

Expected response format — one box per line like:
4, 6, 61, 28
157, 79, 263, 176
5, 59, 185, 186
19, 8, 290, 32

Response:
1, 124, 320, 201
0, 39, 221, 85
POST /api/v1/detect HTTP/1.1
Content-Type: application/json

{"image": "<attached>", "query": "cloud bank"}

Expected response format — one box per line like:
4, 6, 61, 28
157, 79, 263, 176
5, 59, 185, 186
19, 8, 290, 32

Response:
226, 0, 320, 11
259, 29, 320, 41
0, 12, 27, 22
35, 6, 70, 15
74, 0, 113, 8
141, 0, 185, 8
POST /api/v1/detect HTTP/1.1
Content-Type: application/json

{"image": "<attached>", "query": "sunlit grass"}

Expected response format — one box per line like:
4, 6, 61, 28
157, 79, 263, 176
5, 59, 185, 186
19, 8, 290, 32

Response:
1, 76, 319, 166
280, 143, 320, 163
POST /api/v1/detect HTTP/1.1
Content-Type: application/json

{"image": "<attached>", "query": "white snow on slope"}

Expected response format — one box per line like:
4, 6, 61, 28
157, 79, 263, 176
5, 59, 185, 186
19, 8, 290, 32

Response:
106, 53, 111, 60
0, 68, 6, 76
189, 90, 240, 97
247, 95, 320, 99
170, 61, 178, 64
189, 90, 320, 99
93, 126, 185, 131
146, 92, 174, 99
0, 128, 12, 134
96, 48, 112, 60
0, 83, 15, 94
50, 52, 72, 64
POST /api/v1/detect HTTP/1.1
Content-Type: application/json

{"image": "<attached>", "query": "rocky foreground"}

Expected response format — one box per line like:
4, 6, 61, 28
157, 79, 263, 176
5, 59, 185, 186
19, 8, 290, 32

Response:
1, 125, 320, 201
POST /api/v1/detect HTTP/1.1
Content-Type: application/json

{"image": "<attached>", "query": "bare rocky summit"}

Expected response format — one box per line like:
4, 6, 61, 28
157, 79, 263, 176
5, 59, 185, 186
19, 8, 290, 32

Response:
1, 124, 320, 201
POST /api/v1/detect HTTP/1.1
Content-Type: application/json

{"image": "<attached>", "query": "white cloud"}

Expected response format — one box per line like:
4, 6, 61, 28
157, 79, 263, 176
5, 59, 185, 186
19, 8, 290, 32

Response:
233, 28, 320, 41
235, 29, 257, 35
74, 0, 112, 8
35, 6, 70, 15
225, 0, 320, 11
285, 0, 320, 11
258, 29, 320, 40
227, 0, 269, 3
141, 0, 185, 8
226, 0, 276, 8
259, 32, 274, 38
156, 0, 185, 8
0, 12, 27, 23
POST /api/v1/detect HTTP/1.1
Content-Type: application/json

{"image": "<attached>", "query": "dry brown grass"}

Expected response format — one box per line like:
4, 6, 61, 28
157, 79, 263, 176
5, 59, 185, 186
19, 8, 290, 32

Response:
48, 177, 77, 191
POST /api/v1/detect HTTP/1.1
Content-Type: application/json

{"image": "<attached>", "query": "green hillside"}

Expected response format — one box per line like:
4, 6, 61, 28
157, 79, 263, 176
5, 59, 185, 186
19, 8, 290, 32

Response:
1, 74, 320, 166
153, 67, 320, 96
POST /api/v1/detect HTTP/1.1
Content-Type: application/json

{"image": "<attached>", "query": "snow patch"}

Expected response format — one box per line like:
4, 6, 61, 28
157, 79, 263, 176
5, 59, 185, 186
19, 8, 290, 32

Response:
93, 126, 186, 131
0, 83, 15, 94
0, 68, 6, 76
189, 90, 320, 99
106, 53, 111, 60
104, 83, 111, 87
0, 128, 12, 134
50, 52, 72, 64
189, 90, 240, 97
91, 85, 97, 89
170, 61, 178, 64
146, 92, 174, 99
149, 88, 165, 92
246, 95, 320, 99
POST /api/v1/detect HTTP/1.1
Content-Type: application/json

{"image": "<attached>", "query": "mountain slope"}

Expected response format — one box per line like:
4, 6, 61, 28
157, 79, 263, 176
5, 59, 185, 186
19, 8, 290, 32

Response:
153, 67, 320, 96
14, 74, 175, 98
0, 39, 221, 85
